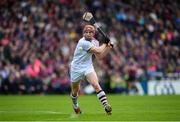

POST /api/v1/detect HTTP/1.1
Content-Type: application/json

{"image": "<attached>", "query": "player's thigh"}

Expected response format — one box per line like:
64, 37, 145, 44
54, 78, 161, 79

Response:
85, 71, 101, 90
86, 71, 98, 82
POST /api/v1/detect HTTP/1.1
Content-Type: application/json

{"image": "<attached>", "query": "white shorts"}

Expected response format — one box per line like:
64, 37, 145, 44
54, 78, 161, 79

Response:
70, 68, 95, 82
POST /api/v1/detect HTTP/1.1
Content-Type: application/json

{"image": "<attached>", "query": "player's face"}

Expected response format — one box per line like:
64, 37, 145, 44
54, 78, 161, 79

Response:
83, 25, 95, 41
83, 30, 95, 40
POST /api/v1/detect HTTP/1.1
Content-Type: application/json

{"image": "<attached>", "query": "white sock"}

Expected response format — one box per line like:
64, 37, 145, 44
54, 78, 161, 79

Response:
97, 90, 108, 108
71, 94, 79, 108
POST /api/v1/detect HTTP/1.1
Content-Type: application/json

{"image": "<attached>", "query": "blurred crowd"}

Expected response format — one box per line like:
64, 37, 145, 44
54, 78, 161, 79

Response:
0, 0, 180, 94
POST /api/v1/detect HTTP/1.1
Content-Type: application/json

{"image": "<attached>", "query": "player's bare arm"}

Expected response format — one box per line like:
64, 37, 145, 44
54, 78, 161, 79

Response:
96, 42, 112, 59
89, 43, 112, 59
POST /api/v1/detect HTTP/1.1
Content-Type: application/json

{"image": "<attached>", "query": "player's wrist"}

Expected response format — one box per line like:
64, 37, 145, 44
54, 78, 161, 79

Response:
107, 42, 113, 48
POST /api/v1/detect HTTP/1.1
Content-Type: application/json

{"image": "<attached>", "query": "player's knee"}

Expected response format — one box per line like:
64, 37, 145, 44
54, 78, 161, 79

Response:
92, 83, 101, 92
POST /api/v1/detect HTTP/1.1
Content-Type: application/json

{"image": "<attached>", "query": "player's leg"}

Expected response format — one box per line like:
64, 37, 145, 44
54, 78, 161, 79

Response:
71, 81, 80, 107
70, 70, 83, 114
71, 81, 82, 114
85, 71, 112, 115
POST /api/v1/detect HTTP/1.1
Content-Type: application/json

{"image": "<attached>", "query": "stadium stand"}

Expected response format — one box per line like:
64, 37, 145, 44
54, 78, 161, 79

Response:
0, 0, 179, 94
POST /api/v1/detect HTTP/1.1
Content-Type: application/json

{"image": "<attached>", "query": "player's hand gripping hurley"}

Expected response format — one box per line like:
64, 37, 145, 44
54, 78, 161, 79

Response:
82, 12, 113, 47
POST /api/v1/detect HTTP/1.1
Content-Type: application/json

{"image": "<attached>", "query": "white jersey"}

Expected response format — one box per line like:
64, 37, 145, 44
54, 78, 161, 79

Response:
71, 37, 99, 71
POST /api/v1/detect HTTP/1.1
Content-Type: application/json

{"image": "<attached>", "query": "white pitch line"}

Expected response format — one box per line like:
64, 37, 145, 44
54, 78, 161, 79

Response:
0, 120, 180, 122
0, 110, 62, 114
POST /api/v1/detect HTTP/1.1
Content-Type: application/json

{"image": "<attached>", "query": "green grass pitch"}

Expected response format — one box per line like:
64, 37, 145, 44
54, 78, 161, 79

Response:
0, 95, 180, 121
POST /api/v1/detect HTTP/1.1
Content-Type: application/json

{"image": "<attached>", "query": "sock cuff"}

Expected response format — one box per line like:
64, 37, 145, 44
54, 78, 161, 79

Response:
96, 90, 103, 94
97, 90, 106, 98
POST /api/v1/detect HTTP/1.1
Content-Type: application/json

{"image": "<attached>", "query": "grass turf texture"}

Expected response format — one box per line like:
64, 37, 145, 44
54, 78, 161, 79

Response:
0, 95, 180, 121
